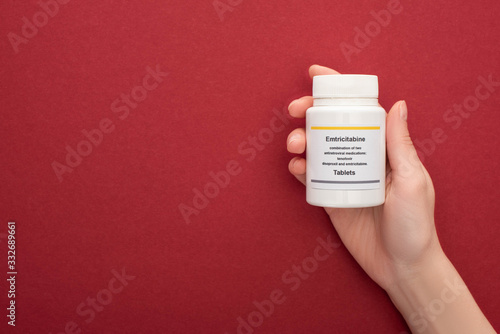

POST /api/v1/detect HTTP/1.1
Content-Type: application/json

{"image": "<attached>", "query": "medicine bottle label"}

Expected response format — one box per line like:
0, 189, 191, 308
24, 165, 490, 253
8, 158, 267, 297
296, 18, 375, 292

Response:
309, 125, 381, 190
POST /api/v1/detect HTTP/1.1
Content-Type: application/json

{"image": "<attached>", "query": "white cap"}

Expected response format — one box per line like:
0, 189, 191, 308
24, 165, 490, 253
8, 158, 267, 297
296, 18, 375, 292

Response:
312, 74, 378, 98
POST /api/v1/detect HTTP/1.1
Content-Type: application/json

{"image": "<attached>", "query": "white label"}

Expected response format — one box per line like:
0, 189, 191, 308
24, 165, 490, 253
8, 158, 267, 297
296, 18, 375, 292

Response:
309, 125, 381, 190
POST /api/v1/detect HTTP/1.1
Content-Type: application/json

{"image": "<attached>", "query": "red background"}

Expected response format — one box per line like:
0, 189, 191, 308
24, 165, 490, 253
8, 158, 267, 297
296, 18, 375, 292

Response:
1, 0, 499, 333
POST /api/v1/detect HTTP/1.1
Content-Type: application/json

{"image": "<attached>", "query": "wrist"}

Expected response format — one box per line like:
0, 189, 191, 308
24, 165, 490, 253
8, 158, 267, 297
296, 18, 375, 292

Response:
387, 246, 450, 294
387, 252, 460, 332
386, 249, 453, 305
386, 251, 495, 334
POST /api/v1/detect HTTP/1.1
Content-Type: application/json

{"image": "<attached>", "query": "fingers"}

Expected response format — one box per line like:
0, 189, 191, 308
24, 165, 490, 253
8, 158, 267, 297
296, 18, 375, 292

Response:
288, 157, 306, 185
288, 65, 341, 119
287, 128, 306, 185
309, 64, 341, 78
286, 128, 306, 154
288, 96, 313, 119
386, 101, 423, 179
287, 65, 340, 187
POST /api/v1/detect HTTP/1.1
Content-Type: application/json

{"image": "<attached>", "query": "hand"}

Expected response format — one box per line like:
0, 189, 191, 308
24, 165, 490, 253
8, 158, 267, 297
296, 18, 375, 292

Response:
287, 66, 496, 334
287, 65, 443, 290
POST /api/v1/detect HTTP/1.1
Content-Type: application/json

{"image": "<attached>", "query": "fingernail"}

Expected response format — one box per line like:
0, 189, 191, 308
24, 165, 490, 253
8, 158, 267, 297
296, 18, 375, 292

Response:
288, 99, 299, 111
399, 100, 408, 121
288, 135, 298, 145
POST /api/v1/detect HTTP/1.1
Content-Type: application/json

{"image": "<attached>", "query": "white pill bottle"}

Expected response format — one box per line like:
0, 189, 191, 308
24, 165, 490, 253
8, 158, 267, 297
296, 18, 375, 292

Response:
306, 75, 386, 208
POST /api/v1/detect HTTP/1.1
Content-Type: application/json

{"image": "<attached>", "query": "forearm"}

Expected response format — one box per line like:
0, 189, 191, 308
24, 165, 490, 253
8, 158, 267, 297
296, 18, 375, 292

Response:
386, 252, 496, 334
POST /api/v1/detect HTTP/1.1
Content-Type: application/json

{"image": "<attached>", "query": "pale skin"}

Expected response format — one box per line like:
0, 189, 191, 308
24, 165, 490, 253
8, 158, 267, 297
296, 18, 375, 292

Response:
287, 65, 496, 334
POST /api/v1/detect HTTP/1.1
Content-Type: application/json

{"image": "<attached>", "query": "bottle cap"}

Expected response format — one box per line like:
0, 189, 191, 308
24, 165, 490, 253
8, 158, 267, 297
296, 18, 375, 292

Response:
313, 74, 378, 98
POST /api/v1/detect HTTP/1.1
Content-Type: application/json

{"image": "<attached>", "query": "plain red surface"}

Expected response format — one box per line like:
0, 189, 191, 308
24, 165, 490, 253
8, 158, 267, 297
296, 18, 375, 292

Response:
1, 0, 499, 333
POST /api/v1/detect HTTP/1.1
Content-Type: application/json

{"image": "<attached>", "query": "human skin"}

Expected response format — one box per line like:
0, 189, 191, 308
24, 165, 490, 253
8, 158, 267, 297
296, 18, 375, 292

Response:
286, 65, 496, 334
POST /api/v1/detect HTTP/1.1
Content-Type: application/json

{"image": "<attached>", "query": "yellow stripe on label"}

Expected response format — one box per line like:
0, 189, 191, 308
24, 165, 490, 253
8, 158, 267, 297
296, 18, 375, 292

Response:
311, 126, 380, 130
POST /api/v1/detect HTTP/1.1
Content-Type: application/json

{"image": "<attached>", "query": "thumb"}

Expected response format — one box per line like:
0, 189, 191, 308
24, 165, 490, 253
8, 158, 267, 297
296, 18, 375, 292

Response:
386, 101, 423, 178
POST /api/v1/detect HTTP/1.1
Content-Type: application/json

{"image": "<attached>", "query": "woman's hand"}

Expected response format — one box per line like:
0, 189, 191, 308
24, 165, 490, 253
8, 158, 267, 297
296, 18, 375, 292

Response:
286, 65, 495, 333
287, 64, 441, 289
